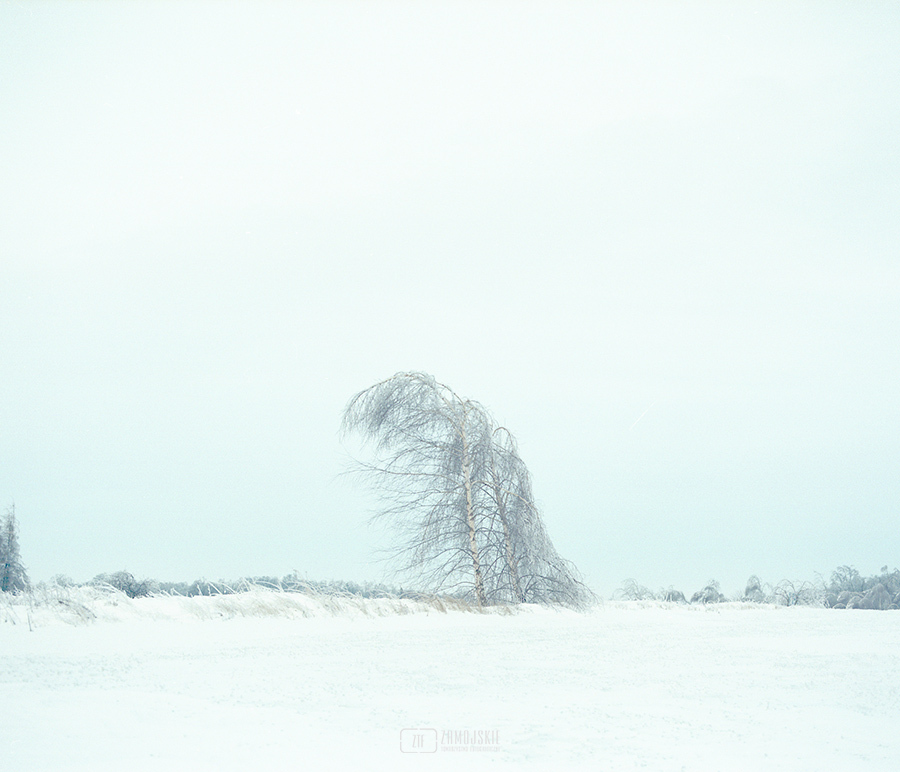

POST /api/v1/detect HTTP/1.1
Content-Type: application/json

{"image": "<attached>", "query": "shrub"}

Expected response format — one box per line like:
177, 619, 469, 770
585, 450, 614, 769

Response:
614, 579, 657, 601
772, 579, 823, 607
91, 571, 156, 599
857, 584, 895, 610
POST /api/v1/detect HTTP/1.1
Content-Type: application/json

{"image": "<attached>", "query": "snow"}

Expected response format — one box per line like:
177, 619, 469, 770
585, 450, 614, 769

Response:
2, 591, 899, 771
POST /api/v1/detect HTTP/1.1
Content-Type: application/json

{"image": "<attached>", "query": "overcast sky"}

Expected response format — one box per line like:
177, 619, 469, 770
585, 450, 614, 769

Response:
2, 2, 898, 597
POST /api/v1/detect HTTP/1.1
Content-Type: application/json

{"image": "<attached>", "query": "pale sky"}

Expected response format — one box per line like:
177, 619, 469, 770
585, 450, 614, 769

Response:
2, 1, 898, 598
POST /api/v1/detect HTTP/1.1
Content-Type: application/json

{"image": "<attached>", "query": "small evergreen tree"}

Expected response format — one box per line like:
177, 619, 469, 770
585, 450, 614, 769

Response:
0, 505, 30, 593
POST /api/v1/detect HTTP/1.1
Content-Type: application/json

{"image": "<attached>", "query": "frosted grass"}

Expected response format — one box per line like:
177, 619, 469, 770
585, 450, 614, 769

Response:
0, 583, 512, 628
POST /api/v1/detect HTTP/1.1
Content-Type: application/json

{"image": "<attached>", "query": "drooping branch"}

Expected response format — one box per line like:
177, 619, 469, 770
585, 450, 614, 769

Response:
341, 371, 594, 608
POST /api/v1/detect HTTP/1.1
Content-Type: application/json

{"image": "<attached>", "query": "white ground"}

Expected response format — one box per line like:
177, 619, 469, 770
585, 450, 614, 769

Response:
2, 590, 898, 771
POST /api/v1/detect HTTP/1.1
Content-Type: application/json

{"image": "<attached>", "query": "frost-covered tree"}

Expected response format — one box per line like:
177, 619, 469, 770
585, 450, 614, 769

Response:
661, 587, 687, 603
742, 575, 767, 603
480, 426, 592, 606
0, 505, 30, 594
690, 579, 725, 604
772, 579, 823, 607
91, 570, 155, 598
828, 565, 865, 594
341, 372, 593, 608
614, 578, 656, 601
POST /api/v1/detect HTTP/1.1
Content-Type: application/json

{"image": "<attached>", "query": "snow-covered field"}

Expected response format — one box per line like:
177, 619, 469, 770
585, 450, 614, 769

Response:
2, 590, 899, 771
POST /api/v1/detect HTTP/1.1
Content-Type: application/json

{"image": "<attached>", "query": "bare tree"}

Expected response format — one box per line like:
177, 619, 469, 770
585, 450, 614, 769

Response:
772, 578, 824, 607
828, 565, 865, 594
0, 505, 29, 594
341, 372, 594, 608
614, 578, 656, 601
480, 426, 590, 606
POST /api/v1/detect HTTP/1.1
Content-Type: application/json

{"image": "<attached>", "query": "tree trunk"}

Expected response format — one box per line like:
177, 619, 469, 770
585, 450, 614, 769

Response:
460, 425, 487, 606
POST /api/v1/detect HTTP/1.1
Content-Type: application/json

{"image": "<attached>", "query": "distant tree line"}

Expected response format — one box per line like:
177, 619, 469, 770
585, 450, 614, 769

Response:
823, 565, 900, 609
45, 570, 417, 600
614, 566, 900, 610
5, 496, 896, 612
41, 564, 900, 609
150, 573, 414, 599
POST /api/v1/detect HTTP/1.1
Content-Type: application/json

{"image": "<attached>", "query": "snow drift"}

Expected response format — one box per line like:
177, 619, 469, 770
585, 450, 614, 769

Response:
2, 589, 899, 771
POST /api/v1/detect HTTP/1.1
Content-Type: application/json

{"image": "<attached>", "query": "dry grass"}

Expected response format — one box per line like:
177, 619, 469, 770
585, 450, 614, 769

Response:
1, 582, 518, 628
